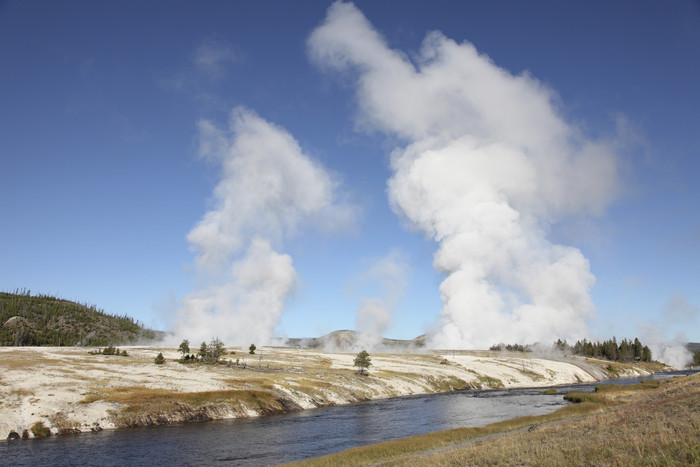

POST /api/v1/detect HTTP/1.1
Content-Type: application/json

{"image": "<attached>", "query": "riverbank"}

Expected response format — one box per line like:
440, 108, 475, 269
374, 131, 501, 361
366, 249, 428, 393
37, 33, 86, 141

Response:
288, 371, 700, 466
0, 346, 669, 441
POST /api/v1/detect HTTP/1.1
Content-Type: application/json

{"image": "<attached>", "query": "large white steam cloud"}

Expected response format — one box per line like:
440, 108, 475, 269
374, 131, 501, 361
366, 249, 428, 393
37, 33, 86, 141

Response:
174, 106, 356, 345
309, 1, 621, 349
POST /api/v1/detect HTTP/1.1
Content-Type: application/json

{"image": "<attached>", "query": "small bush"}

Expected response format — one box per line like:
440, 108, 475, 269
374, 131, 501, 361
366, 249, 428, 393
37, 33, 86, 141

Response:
30, 421, 51, 438
564, 392, 601, 404
154, 353, 165, 365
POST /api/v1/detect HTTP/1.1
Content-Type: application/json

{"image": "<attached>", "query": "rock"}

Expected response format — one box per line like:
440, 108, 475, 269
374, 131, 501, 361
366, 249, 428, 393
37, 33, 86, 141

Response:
7, 431, 20, 441
22, 430, 29, 439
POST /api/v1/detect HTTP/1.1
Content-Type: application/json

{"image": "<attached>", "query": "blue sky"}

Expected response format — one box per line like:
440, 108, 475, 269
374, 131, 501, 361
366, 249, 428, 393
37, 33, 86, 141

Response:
1, 1, 699, 349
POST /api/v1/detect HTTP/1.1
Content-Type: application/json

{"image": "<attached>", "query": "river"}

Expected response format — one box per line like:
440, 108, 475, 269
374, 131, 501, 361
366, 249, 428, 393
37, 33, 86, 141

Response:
1, 370, 695, 466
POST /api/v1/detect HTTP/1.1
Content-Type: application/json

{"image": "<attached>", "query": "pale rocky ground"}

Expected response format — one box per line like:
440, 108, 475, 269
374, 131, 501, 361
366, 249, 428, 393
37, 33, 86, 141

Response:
0, 346, 660, 440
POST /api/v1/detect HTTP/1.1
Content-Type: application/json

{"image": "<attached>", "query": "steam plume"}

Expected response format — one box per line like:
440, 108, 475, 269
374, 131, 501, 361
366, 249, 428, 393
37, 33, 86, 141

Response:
354, 250, 408, 350
309, 2, 621, 349
175, 106, 356, 345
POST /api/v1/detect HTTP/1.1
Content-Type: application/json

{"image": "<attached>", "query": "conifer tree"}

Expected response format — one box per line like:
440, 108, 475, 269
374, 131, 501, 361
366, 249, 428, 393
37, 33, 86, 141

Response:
354, 350, 372, 376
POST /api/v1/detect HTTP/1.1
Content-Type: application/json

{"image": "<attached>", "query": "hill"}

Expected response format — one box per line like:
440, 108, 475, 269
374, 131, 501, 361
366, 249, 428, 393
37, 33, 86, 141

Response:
0, 291, 159, 346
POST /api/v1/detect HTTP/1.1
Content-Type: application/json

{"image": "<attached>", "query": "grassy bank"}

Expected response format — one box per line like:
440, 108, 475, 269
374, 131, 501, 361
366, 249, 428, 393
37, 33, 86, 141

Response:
287, 373, 700, 466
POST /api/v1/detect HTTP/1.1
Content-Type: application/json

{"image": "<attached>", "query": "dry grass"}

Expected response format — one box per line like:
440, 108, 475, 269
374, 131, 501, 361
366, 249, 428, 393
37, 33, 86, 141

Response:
587, 358, 668, 377
287, 374, 700, 466
475, 375, 504, 389
80, 384, 287, 424
423, 375, 469, 392
49, 411, 80, 430
0, 350, 46, 369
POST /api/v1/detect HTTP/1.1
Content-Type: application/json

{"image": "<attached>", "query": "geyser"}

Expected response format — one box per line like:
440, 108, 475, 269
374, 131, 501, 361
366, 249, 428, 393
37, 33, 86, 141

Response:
309, 1, 621, 349
174, 106, 355, 345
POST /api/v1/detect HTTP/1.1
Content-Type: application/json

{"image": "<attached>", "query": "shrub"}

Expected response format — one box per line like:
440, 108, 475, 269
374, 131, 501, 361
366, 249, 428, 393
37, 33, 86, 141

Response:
154, 352, 165, 365
30, 421, 51, 438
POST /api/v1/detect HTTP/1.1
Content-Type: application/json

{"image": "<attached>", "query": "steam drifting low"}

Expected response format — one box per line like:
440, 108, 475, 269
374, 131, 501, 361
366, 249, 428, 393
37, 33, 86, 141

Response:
354, 249, 409, 351
174, 107, 356, 345
309, 2, 621, 349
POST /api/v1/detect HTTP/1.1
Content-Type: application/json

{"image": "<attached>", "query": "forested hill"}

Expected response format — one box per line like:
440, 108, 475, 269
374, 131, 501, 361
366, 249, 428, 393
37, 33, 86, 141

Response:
0, 291, 160, 346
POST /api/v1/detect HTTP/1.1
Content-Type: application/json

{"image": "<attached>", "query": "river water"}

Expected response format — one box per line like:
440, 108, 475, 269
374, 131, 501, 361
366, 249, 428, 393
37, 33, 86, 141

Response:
2, 371, 695, 467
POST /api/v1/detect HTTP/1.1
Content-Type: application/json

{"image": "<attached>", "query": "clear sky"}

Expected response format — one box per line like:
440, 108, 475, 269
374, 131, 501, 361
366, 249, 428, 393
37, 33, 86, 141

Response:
1, 1, 699, 352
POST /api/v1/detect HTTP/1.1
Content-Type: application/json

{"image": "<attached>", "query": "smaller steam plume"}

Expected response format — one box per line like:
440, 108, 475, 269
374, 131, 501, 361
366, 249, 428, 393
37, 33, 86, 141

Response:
174, 106, 356, 345
353, 250, 409, 351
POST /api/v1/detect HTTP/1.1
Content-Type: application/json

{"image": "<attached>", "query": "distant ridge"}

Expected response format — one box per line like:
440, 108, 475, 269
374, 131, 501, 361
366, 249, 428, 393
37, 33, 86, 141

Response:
0, 290, 161, 346
283, 329, 426, 350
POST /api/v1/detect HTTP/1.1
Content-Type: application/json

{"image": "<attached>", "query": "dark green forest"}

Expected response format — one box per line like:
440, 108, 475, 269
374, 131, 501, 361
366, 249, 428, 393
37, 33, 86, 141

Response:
564, 337, 653, 362
492, 337, 654, 363
0, 289, 159, 346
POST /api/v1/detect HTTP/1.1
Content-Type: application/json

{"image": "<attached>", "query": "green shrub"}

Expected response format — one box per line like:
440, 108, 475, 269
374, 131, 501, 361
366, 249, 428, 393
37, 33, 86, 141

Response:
30, 421, 51, 438
154, 353, 165, 365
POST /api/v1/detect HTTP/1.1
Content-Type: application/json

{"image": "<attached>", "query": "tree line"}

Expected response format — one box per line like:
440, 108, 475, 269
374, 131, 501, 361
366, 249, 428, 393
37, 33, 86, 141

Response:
563, 337, 652, 362
492, 337, 653, 363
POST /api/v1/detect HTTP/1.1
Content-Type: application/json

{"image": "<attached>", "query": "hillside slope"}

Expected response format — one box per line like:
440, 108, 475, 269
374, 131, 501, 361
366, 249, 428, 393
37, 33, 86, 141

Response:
0, 291, 158, 346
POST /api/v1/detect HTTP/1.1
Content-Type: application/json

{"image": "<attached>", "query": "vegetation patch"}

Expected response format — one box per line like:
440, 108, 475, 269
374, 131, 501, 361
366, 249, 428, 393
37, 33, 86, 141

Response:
30, 421, 51, 438
81, 385, 289, 426
424, 375, 469, 392
88, 344, 128, 357
476, 375, 504, 388
49, 411, 80, 431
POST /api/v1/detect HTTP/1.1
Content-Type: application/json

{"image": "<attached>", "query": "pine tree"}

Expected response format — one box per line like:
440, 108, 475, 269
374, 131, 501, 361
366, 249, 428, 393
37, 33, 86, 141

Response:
178, 339, 190, 358
198, 341, 209, 361
210, 337, 224, 362
633, 338, 643, 360
354, 350, 372, 376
